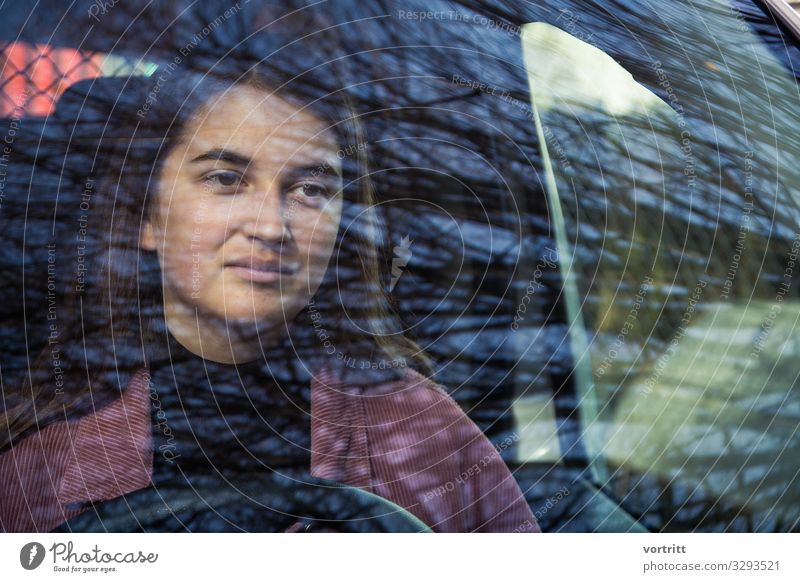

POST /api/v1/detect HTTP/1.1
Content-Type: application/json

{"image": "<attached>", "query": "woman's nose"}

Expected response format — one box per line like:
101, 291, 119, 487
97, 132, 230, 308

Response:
241, 183, 290, 244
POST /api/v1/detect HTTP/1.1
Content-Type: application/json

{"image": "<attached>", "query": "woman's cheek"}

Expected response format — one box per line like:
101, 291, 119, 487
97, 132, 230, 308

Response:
316, 201, 342, 244
294, 203, 338, 241
159, 221, 203, 295
312, 225, 340, 268
164, 250, 195, 295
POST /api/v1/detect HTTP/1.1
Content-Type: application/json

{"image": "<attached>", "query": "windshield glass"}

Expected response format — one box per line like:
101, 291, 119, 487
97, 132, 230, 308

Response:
1, 0, 799, 533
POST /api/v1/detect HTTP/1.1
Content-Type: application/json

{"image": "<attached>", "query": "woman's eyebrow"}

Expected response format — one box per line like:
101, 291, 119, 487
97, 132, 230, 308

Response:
190, 148, 253, 168
290, 162, 342, 180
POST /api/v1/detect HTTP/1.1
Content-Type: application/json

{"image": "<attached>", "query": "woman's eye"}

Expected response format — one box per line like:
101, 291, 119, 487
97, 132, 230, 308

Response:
291, 182, 330, 199
203, 171, 244, 189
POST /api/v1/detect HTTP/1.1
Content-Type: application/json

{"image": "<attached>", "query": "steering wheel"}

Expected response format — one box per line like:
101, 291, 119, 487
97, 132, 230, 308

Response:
53, 471, 432, 533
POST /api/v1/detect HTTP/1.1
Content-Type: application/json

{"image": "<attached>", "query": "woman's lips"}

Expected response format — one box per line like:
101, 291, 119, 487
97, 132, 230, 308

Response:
225, 260, 298, 283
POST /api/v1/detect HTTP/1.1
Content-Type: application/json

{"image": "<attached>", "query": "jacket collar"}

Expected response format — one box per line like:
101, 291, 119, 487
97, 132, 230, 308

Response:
56, 362, 377, 505
57, 369, 155, 505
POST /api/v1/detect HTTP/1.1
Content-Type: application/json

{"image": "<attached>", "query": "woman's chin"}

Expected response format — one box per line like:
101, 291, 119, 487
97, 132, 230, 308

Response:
219, 307, 300, 333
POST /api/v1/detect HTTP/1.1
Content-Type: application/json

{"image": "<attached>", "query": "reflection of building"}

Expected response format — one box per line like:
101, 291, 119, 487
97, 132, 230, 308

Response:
604, 302, 800, 530
0, 41, 154, 116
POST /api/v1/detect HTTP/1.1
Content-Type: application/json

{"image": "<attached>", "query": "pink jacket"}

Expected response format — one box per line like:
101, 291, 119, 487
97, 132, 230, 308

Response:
0, 364, 539, 533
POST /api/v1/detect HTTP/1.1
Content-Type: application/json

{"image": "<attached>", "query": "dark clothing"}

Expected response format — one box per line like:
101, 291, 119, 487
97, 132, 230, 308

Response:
1, 338, 540, 532
146, 332, 312, 485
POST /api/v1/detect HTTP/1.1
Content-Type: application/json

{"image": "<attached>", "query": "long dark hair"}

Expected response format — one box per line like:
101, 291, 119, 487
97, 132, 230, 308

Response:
2, 37, 432, 450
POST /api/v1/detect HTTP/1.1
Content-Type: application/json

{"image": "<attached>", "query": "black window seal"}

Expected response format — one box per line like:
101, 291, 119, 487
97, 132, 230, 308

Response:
759, 0, 800, 41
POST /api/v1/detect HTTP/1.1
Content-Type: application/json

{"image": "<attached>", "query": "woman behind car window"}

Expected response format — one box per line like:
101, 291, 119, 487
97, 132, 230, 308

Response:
0, 33, 539, 533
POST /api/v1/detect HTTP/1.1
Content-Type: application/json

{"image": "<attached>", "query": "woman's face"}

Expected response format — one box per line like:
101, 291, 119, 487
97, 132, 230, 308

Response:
141, 84, 343, 359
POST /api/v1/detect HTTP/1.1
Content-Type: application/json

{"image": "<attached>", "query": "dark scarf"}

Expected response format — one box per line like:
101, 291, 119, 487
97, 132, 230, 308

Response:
145, 318, 314, 487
